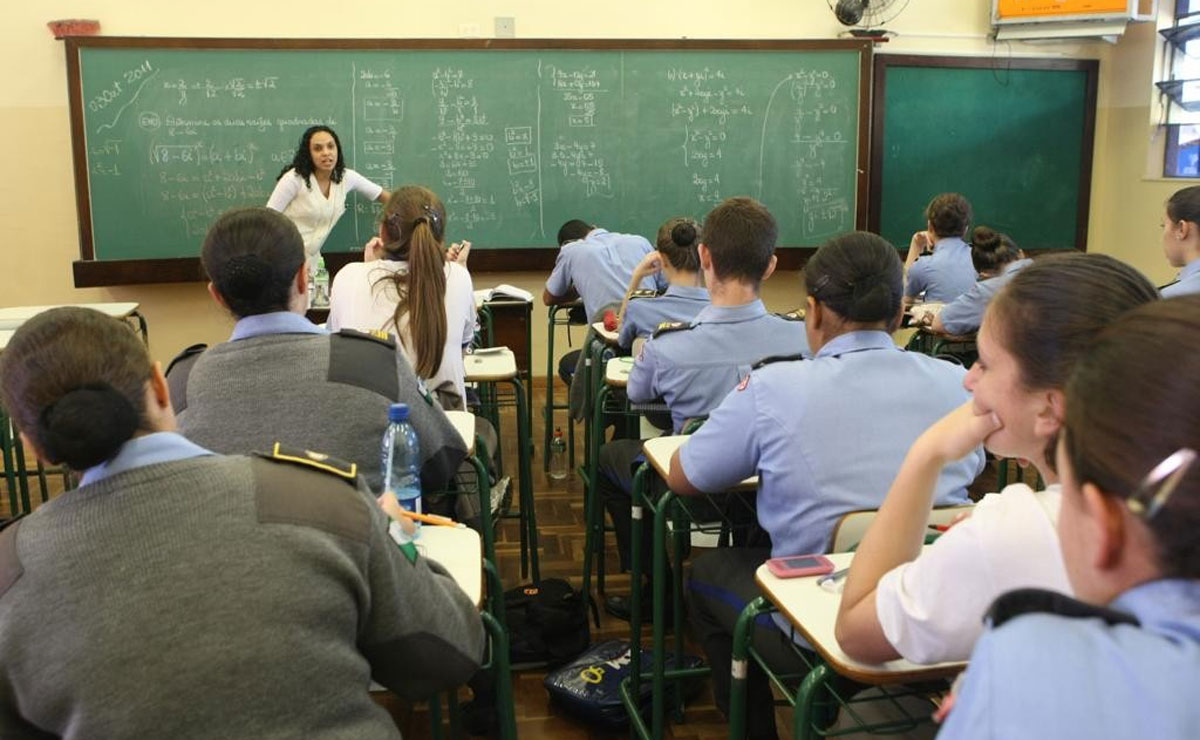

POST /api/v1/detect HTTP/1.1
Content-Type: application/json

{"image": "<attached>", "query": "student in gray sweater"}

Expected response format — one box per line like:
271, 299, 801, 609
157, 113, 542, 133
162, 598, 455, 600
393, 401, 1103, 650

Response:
167, 207, 466, 495
0, 307, 485, 738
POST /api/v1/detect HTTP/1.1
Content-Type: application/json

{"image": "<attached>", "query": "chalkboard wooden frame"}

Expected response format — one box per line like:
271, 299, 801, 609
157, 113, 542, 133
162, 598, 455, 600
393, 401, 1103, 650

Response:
866, 54, 1099, 251
66, 37, 872, 287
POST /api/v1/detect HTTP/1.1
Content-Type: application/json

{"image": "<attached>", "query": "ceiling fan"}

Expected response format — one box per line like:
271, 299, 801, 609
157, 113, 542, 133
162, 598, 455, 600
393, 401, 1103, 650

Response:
828, 0, 910, 40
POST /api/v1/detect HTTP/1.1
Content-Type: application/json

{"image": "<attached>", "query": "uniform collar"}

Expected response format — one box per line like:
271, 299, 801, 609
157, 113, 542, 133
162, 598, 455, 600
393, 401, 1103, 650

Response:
80, 432, 214, 487
693, 299, 767, 324
815, 330, 896, 359
663, 284, 709, 300
1111, 578, 1200, 632
1003, 258, 1033, 276
933, 236, 968, 254
1179, 258, 1200, 281
230, 311, 327, 341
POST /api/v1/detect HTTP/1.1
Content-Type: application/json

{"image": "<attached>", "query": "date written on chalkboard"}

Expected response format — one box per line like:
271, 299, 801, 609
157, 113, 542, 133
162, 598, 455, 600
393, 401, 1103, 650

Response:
88, 59, 154, 113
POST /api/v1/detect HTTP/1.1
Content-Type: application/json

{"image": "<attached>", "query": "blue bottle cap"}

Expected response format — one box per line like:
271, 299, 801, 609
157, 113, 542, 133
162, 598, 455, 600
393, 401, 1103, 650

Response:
388, 403, 410, 423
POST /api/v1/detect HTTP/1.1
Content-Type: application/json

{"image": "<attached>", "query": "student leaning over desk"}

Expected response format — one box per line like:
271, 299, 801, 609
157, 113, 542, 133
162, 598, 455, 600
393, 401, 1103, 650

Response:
835, 254, 1159, 667
266, 125, 390, 274
0, 307, 484, 739
1160, 185, 1200, 298
667, 232, 982, 740
939, 297, 1200, 739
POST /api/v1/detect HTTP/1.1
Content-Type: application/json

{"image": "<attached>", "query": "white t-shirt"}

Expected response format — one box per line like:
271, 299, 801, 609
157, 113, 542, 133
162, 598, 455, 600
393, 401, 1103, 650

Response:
874, 483, 1071, 665
265, 168, 383, 264
328, 259, 476, 405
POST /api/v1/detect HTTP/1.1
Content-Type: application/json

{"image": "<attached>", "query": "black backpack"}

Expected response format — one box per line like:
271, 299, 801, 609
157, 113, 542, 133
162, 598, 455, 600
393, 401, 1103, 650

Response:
504, 578, 590, 667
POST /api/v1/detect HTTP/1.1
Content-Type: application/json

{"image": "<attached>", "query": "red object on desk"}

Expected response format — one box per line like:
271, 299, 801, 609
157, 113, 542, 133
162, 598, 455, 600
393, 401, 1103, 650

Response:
603, 310, 618, 332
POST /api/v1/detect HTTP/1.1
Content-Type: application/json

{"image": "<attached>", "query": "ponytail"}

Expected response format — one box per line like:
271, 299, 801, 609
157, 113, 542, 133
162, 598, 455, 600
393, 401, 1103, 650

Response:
376, 187, 449, 379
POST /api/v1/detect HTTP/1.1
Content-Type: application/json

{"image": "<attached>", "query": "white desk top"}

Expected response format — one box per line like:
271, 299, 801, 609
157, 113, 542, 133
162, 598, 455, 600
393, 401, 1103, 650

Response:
641, 435, 758, 490
0, 330, 12, 352
0, 302, 140, 330
605, 356, 633, 387
590, 321, 620, 345
465, 347, 518, 381
473, 287, 533, 309
443, 410, 476, 454
754, 553, 964, 684
416, 525, 483, 608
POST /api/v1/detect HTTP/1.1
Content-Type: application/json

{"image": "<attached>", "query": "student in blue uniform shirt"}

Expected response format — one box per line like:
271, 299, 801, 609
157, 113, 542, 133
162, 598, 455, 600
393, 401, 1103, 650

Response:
667, 232, 984, 740
616, 217, 709, 349
939, 297, 1200, 739
930, 226, 1031, 335
905, 193, 978, 304
543, 219, 664, 322
544, 219, 665, 389
598, 197, 809, 620
1160, 186, 1200, 298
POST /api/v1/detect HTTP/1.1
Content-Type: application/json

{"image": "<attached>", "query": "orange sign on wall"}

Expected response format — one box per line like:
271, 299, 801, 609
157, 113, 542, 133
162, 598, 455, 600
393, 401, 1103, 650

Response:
996, 0, 1130, 19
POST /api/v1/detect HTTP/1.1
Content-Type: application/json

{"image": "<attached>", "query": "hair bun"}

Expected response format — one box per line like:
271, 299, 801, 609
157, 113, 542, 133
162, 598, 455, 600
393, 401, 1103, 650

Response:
37, 384, 138, 470
671, 221, 697, 247
848, 277, 895, 322
222, 254, 273, 299
972, 226, 1001, 252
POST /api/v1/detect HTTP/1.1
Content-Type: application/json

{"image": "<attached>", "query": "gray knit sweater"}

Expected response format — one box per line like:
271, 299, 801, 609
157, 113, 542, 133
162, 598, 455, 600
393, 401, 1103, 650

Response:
171, 331, 466, 494
0, 455, 485, 739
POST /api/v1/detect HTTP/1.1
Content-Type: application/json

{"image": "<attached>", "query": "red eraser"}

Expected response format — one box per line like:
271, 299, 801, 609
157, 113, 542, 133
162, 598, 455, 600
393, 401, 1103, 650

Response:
603, 310, 618, 332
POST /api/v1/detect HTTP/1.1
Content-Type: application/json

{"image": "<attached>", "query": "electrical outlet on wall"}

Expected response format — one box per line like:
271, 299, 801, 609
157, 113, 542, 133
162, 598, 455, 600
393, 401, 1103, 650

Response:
494, 17, 515, 38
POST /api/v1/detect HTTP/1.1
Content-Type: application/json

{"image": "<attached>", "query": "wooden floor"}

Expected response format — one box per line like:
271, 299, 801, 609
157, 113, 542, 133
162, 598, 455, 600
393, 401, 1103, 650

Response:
3, 378, 1017, 739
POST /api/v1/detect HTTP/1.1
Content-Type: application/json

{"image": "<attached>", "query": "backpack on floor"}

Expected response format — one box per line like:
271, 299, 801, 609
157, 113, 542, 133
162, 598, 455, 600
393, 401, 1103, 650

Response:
504, 578, 590, 668
543, 640, 703, 729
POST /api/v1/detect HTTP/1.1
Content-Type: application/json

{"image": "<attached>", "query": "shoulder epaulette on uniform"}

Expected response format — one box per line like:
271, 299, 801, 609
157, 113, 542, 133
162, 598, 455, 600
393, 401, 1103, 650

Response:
164, 343, 208, 414
166, 343, 207, 375
631, 288, 659, 299
335, 327, 396, 349
777, 309, 806, 321
652, 321, 694, 338
752, 354, 806, 370
254, 443, 358, 486
986, 588, 1140, 630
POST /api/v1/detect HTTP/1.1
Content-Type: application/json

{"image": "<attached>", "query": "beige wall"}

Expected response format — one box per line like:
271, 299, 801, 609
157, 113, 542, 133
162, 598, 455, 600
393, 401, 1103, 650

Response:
1, 1, 1173, 372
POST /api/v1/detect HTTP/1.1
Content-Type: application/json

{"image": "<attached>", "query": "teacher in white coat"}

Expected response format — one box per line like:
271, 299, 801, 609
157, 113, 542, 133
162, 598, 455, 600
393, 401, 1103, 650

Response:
266, 125, 390, 273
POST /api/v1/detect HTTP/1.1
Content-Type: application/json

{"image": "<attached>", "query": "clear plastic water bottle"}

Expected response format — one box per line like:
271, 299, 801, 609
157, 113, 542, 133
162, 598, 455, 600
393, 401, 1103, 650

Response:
381, 403, 422, 538
549, 426, 568, 480
312, 256, 330, 308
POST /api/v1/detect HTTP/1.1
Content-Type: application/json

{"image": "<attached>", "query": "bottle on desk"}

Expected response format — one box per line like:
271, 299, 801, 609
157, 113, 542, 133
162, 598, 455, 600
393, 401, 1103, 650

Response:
311, 256, 331, 308
549, 427, 568, 480
382, 403, 422, 540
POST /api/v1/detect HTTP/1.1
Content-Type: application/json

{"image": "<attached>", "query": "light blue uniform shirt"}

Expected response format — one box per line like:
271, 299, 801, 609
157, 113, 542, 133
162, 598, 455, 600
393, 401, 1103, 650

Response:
79, 432, 214, 487
1162, 257, 1200, 298
545, 228, 666, 321
938, 258, 1032, 335
940, 579, 1200, 739
618, 284, 710, 348
679, 330, 981, 557
906, 237, 977, 302
627, 300, 809, 433
230, 311, 326, 341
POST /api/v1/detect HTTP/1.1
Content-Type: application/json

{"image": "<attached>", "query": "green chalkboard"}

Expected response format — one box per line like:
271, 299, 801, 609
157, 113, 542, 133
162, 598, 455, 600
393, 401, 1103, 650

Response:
67, 38, 870, 285
869, 55, 1097, 253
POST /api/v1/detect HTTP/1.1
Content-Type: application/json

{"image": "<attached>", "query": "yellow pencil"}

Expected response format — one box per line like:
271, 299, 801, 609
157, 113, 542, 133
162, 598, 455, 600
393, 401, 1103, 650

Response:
405, 510, 464, 528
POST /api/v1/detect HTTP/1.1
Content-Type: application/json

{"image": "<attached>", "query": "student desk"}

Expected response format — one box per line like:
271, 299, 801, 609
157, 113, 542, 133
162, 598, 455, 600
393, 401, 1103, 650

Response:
404, 520, 518, 740
543, 300, 586, 471
473, 294, 533, 435
465, 349, 538, 582
0, 302, 147, 344
622, 435, 758, 740
728, 554, 965, 740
